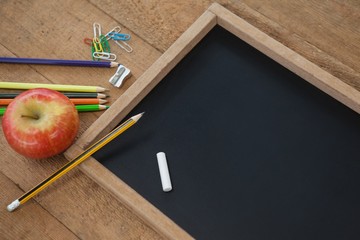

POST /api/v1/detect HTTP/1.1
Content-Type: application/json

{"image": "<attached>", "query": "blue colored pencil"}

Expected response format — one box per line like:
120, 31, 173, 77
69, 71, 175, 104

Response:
0, 57, 119, 68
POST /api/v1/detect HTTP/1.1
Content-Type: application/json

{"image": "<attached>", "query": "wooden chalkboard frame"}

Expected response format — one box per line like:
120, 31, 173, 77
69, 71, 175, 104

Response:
64, 3, 360, 239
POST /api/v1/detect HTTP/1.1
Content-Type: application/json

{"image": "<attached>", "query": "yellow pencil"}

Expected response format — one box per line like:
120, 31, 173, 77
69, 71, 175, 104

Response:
0, 82, 108, 92
7, 112, 144, 212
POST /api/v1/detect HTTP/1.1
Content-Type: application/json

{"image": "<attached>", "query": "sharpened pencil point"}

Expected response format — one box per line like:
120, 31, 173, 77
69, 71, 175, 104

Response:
132, 112, 144, 122
110, 62, 120, 68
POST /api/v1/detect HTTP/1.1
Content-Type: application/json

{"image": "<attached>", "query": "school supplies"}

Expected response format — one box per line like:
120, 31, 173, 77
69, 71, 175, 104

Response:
7, 112, 144, 212
104, 25, 133, 53
0, 92, 108, 99
86, 23, 133, 63
0, 57, 119, 68
0, 98, 107, 105
0, 104, 109, 116
91, 23, 117, 61
108, 64, 131, 88
0, 82, 108, 92
75, 104, 109, 112
106, 32, 131, 41
156, 152, 172, 192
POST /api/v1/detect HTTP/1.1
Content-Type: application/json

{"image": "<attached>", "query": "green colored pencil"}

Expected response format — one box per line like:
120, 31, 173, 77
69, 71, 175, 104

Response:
0, 105, 109, 116
75, 104, 109, 112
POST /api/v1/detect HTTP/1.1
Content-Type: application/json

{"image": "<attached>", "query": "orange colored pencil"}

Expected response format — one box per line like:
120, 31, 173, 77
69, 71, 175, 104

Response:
0, 99, 12, 105
0, 98, 107, 106
70, 98, 107, 105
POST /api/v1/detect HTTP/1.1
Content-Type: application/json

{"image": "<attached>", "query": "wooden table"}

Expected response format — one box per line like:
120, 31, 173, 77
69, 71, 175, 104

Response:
0, 1, 359, 239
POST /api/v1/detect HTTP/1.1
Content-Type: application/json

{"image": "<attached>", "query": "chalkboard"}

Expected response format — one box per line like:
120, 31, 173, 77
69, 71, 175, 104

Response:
94, 25, 360, 239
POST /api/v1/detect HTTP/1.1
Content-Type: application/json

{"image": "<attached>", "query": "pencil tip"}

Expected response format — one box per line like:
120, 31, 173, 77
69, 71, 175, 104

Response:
132, 112, 145, 122
110, 62, 120, 68
97, 93, 109, 98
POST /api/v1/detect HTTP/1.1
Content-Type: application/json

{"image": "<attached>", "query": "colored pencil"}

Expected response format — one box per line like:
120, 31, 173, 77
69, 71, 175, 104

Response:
0, 98, 107, 105
0, 105, 108, 116
0, 92, 108, 99
7, 113, 144, 212
0, 57, 119, 68
71, 99, 108, 105
75, 104, 109, 112
62, 93, 108, 99
0, 82, 108, 92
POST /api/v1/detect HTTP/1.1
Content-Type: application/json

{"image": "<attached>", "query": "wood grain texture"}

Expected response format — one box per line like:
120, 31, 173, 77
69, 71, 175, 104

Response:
0, 134, 161, 239
90, 0, 219, 52
229, 0, 360, 90
0, 0, 359, 239
0, 172, 79, 240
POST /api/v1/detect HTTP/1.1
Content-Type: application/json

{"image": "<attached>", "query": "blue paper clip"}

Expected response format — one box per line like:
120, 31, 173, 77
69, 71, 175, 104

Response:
107, 32, 131, 41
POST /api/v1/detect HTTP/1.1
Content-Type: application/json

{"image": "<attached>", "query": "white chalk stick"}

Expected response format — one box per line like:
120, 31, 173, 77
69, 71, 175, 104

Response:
156, 152, 172, 192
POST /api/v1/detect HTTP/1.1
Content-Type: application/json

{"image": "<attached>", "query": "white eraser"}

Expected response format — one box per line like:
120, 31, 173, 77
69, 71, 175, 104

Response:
156, 152, 172, 192
7, 199, 20, 212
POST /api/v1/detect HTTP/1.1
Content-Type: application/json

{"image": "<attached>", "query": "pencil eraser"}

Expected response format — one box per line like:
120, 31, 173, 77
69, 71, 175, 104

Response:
108, 64, 131, 88
7, 199, 20, 212
157, 152, 172, 192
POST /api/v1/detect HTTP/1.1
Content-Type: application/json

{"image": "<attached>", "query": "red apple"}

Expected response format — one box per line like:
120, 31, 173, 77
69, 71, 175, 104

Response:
2, 88, 79, 159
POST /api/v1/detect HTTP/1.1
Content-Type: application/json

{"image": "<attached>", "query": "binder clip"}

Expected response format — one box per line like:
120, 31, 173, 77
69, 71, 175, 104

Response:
108, 64, 131, 88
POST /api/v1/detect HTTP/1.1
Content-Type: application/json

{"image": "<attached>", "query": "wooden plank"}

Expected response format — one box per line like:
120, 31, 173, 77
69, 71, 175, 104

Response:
209, 3, 360, 114
64, 10, 217, 239
90, 0, 226, 52
227, 0, 360, 91
0, 172, 79, 240
240, 0, 360, 79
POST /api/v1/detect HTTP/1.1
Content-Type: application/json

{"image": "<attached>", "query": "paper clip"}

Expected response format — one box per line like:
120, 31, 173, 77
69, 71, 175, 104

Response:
105, 26, 122, 40
107, 32, 131, 41
93, 51, 117, 61
92, 39, 103, 53
83, 38, 93, 46
114, 40, 133, 53
92, 23, 103, 52
93, 23, 102, 38
99, 35, 111, 53
104, 25, 133, 53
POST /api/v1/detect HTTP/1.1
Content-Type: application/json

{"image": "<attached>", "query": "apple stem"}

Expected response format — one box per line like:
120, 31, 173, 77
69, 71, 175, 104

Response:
21, 114, 40, 120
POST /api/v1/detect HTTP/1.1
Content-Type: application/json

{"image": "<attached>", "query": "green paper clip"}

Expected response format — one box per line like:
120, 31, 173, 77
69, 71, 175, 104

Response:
99, 34, 111, 53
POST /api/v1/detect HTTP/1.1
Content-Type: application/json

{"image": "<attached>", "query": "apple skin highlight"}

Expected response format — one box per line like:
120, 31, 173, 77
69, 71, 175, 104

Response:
2, 88, 80, 159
